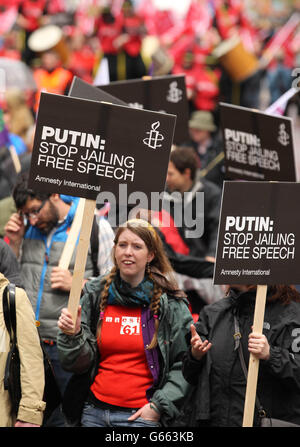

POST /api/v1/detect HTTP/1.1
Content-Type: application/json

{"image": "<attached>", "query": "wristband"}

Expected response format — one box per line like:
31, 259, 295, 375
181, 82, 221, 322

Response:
150, 402, 160, 415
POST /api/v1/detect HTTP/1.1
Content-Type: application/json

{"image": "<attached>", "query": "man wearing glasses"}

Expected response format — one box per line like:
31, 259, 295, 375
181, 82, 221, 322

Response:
4, 172, 99, 426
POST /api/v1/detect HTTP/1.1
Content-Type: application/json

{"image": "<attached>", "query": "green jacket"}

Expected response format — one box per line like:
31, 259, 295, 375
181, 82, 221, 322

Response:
57, 277, 193, 426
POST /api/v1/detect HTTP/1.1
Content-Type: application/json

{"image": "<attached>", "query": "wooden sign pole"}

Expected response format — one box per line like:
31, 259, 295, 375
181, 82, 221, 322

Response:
58, 197, 86, 270
9, 145, 21, 174
242, 284, 268, 427
67, 198, 96, 327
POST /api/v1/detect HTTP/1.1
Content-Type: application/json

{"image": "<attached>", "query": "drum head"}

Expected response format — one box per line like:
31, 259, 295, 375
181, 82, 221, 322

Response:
141, 36, 160, 60
28, 25, 63, 52
212, 35, 240, 59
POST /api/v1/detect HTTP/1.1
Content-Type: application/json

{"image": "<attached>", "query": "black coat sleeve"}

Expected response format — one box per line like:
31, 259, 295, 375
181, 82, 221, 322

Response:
182, 314, 210, 385
159, 230, 215, 278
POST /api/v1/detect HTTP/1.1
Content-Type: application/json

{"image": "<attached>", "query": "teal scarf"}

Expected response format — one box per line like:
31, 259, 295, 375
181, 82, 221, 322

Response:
107, 273, 154, 307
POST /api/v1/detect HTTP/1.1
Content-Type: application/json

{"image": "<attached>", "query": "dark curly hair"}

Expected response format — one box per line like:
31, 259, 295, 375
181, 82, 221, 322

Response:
12, 172, 51, 209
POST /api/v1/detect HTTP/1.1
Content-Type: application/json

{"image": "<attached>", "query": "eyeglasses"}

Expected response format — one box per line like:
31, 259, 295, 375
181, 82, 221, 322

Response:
19, 199, 48, 220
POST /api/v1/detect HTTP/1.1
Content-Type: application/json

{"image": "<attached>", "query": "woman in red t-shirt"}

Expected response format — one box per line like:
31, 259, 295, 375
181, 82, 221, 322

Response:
57, 218, 193, 427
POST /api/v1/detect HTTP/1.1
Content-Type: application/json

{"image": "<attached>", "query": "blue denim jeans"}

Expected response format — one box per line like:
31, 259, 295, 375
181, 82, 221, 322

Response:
81, 402, 161, 428
42, 342, 72, 427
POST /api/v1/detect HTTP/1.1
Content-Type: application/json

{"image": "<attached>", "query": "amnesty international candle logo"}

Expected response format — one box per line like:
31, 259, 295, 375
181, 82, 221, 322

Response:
166, 81, 183, 103
277, 123, 290, 146
214, 181, 300, 285
143, 121, 164, 149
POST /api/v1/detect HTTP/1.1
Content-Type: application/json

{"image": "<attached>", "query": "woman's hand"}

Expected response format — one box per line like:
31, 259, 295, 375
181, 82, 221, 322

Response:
127, 403, 160, 422
58, 306, 81, 335
190, 324, 212, 360
248, 331, 270, 360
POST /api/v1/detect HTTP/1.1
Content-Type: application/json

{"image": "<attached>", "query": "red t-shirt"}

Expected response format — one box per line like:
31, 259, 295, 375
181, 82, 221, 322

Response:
90, 305, 153, 408
122, 14, 143, 57
19, 0, 47, 31
97, 15, 123, 55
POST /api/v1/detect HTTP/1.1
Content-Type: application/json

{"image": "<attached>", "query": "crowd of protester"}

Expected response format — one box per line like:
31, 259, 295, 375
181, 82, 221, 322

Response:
0, 0, 300, 429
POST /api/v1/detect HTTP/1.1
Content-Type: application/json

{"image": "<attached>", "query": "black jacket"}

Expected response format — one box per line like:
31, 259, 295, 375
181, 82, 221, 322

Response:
0, 239, 22, 286
187, 134, 225, 188
158, 230, 214, 279
162, 178, 221, 260
182, 288, 300, 427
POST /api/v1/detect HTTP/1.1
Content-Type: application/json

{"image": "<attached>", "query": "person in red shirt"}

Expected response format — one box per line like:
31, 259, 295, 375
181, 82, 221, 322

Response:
96, 6, 123, 82
67, 31, 96, 84
57, 219, 193, 427
173, 49, 221, 113
115, 0, 146, 79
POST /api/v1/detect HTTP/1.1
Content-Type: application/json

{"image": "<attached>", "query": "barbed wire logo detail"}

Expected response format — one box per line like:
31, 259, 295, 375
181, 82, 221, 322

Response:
278, 123, 290, 146
166, 81, 183, 103
128, 102, 144, 109
143, 121, 164, 149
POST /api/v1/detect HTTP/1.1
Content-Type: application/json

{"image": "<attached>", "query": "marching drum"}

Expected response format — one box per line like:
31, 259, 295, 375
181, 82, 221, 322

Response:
141, 36, 160, 67
212, 35, 259, 82
151, 47, 174, 76
28, 25, 69, 64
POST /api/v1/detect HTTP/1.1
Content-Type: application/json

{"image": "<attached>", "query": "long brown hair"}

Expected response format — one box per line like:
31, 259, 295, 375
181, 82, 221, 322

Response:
97, 219, 185, 349
267, 285, 300, 304
227, 284, 300, 305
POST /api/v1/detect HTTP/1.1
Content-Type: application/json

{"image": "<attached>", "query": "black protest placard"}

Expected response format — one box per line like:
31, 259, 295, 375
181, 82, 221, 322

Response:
214, 181, 300, 285
68, 76, 127, 106
220, 102, 296, 182
28, 92, 176, 203
98, 75, 189, 144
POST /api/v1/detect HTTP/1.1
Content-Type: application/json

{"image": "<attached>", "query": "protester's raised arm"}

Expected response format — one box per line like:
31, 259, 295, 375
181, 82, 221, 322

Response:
4, 213, 25, 258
